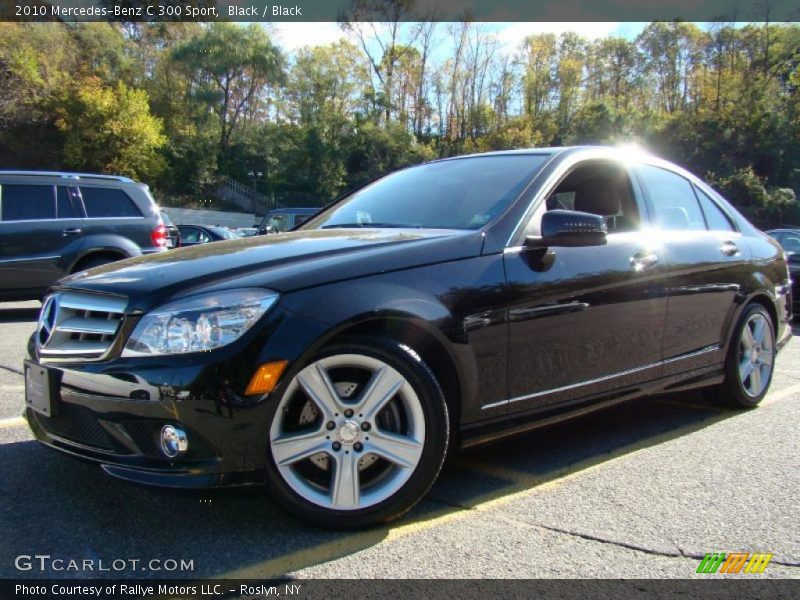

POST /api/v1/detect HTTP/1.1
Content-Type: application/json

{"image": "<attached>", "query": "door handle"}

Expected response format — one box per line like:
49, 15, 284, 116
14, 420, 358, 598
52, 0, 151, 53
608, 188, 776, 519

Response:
62, 228, 83, 236
630, 252, 659, 271
720, 241, 739, 257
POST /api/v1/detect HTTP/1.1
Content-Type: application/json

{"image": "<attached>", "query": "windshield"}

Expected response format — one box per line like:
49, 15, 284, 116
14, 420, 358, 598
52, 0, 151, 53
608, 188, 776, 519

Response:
307, 155, 549, 230
263, 214, 291, 232
160, 211, 174, 226
778, 234, 800, 255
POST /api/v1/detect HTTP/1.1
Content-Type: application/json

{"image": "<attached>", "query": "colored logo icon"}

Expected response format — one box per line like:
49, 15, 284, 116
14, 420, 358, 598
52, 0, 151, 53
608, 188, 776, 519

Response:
697, 552, 773, 574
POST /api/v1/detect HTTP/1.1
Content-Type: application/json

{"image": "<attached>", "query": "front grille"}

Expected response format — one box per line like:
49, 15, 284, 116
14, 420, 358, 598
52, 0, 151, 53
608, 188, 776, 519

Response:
37, 291, 127, 360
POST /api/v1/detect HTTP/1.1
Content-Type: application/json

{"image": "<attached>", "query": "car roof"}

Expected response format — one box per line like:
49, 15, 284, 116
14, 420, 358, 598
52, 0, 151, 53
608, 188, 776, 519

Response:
266, 208, 318, 215
0, 170, 136, 183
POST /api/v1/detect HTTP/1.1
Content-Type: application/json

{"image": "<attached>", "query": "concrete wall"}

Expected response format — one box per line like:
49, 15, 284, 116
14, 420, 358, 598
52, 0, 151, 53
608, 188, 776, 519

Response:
162, 207, 258, 229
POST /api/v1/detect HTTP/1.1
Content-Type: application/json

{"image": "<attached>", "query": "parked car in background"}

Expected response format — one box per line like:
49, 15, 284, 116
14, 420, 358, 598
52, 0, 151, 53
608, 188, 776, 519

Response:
0, 171, 168, 301
233, 227, 258, 238
766, 228, 800, 254
160, 211, 181, 248
24, 147, 792, 529
257, 208, 318, 234
176, 224, 238, 246
767, 228, 800, 314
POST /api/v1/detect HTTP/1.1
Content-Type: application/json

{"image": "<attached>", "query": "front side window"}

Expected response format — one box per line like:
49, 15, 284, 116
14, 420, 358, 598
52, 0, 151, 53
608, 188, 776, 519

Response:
544, 161, 640, 233
638, 165, 706, 231
309, 155, 549, 231
1, 184, 56, 221
79, 187, 142, 218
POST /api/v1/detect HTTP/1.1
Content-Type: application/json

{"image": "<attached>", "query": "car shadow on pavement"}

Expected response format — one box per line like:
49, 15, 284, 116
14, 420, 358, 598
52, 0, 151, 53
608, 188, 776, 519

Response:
0, 392, 738, 580
0, 306, 39, 324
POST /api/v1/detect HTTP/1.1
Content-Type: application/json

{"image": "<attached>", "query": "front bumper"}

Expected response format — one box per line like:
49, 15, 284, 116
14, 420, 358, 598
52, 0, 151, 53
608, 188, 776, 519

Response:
23, 304, 327, 489
24, 354, 272, 488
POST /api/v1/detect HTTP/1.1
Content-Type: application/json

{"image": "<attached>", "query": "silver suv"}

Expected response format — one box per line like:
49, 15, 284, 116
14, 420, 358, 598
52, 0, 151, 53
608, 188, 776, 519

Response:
0, 171, 168, 301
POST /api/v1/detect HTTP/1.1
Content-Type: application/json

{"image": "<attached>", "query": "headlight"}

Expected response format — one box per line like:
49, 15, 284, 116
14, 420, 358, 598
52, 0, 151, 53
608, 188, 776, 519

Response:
122, 288, 279, 357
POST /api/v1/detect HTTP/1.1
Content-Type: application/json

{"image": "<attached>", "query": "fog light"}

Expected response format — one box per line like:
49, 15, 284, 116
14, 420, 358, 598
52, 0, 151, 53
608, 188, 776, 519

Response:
160, 425, 188, 458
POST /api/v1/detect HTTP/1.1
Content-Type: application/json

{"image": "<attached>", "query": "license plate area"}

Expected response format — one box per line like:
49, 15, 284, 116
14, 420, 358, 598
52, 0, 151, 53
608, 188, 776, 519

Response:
25, 362, 58, 416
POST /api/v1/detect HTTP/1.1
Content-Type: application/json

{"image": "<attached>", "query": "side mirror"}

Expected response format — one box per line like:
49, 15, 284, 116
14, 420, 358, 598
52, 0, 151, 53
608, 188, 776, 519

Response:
526, 209, 607, 248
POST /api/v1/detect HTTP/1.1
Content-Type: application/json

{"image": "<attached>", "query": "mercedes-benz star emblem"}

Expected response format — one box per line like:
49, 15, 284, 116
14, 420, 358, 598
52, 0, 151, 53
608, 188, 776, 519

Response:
38, 295, 58, 347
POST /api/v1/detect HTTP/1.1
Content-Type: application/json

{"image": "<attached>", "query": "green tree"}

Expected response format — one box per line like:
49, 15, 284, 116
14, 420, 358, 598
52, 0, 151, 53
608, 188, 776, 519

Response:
172, 23, 285, 159
55, 77, 166, 179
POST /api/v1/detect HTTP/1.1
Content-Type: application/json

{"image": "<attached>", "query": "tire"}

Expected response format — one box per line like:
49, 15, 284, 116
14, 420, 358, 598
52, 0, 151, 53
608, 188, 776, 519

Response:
707, 303, 776, 408
264, 336, 449, 529
73, 255, 117, 273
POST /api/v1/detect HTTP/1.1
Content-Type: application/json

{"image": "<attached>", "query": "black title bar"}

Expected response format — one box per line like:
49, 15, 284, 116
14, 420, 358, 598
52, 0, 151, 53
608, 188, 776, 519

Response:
2, 579, 800, 600
0, 0, 799, 23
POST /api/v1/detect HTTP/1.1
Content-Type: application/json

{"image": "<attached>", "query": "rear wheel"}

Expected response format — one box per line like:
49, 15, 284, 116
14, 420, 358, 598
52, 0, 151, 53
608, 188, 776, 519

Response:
264, 337, 449, 529
708, 303, 775, 408
72, 255, 118, 273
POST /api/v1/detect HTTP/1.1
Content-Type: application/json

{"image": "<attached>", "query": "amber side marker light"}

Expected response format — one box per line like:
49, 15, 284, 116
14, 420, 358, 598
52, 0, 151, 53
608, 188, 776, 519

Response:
245, 360, 289, 395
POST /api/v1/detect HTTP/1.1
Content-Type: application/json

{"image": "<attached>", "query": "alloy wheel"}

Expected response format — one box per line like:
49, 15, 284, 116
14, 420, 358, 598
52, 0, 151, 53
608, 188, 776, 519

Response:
738, 312, 774, 398
269, 354, 426, 511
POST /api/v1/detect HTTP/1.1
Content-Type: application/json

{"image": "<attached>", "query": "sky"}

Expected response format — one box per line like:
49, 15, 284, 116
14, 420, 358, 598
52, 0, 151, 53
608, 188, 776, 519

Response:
265, 22, 652, 55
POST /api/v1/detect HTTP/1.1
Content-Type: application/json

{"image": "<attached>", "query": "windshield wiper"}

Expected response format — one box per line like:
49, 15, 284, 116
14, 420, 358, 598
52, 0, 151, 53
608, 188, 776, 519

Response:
321, 223, 412, 229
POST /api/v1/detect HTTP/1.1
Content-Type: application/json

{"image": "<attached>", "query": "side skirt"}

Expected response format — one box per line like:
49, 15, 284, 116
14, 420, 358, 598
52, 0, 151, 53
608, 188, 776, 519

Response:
459, 364, 724, 449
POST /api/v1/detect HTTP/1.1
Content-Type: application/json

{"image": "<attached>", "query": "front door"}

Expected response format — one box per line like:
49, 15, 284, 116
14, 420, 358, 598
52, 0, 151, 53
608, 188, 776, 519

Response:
502, 160, 669, 413
0, 183, 81, 295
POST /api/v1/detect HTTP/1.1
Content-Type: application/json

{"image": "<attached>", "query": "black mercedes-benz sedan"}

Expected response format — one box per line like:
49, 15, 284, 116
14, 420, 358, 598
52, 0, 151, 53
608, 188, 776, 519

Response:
23, 147, 792, 529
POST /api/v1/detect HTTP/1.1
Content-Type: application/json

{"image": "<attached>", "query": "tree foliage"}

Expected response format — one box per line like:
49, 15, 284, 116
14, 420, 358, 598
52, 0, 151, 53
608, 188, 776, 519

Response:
0, 20, 798, 223
55, 77, 166, 180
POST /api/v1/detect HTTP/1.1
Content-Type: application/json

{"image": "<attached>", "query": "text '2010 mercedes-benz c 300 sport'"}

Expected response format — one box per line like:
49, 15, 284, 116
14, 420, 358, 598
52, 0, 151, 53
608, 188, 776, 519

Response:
23, 147, 792, 529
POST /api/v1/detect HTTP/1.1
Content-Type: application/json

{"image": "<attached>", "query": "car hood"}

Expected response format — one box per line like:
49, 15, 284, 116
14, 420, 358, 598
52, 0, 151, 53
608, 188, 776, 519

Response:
59, 228, 483, 313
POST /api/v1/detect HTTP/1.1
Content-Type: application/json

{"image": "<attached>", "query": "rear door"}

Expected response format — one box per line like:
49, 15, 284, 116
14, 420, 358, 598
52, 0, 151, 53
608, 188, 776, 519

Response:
634, 163, 747, 370
76, 185, 149, 248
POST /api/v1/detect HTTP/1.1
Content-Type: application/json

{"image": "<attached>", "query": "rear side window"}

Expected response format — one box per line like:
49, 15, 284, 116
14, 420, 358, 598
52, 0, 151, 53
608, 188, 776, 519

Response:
80, 187, 142, 218
638, 165, 706, 231
56, 187, 81, 219
694, 186, 735, 232
1, 184, 56, 221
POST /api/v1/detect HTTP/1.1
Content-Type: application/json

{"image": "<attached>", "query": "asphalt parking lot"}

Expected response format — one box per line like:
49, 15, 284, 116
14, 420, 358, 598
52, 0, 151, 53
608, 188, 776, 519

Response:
0, 300, 798, 580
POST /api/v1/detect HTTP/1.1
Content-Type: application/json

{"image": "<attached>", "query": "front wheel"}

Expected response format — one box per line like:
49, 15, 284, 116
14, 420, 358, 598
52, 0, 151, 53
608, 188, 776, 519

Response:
708, 303, 776, 408
264, 337, 449, 529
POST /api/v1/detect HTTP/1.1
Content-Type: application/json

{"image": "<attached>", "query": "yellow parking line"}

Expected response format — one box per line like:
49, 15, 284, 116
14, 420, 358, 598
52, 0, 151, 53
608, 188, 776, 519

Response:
220, 405, 742, 579
0, 416, 26, 429
762, 381, 800, 405
220, 503, 462, 579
